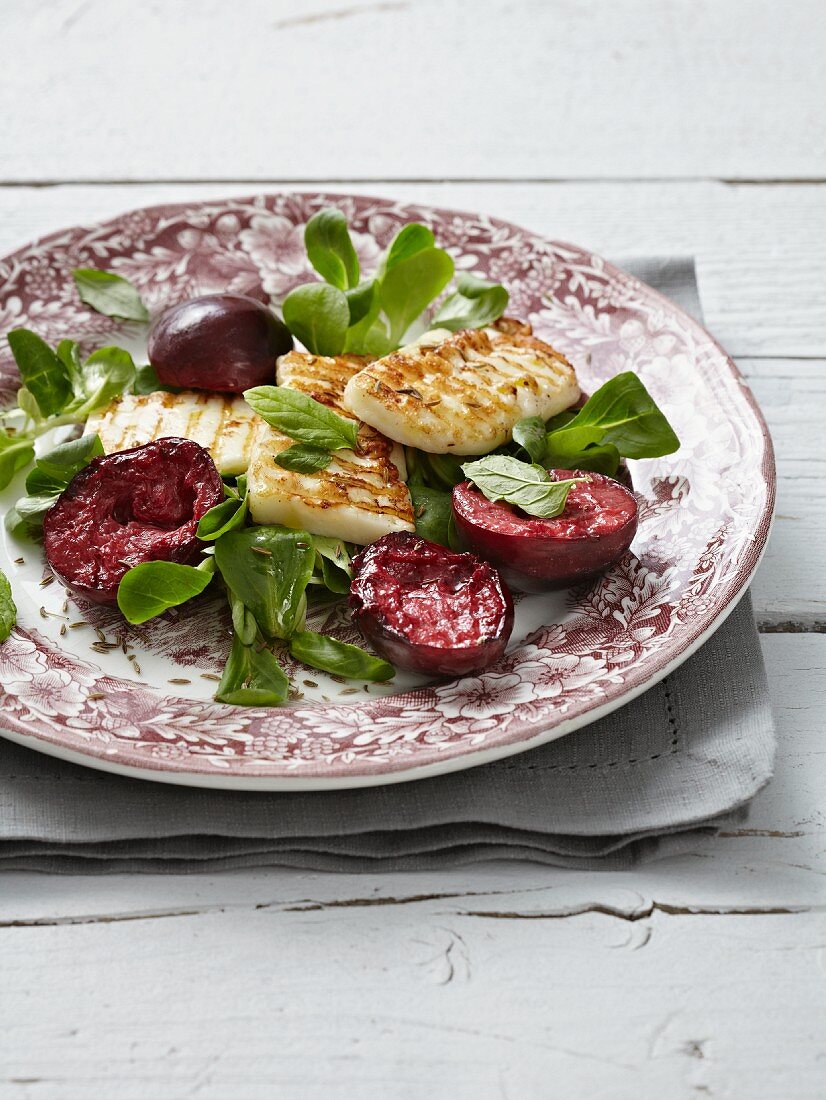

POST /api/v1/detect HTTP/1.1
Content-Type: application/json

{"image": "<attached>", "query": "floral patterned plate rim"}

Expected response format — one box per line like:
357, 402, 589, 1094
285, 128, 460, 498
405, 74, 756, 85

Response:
0, 191, 775, 790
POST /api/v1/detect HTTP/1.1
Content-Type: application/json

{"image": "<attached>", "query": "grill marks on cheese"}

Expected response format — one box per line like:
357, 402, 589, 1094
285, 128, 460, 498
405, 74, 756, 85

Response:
246, 352, 415, 544
85, 391, 259, 476
343, 324, 580, 455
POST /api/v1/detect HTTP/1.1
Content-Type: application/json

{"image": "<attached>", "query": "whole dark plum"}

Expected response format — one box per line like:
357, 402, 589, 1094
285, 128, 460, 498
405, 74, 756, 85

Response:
148, 294, 293, 393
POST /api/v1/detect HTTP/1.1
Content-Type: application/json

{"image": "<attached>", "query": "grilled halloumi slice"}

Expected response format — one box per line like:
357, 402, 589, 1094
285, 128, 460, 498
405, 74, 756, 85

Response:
85, 391, 260, 476
247, 352, 415, 544
342, 321, 580, 455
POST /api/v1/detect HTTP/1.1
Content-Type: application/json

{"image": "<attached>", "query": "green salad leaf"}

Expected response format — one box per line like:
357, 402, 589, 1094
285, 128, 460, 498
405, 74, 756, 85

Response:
196, 494, 249, 540
75, 346, 136, 414
511, 415, 548, 464
410, 484, 456, 548
282, 283, 350, 356
8, 434, 104, 536
405, 448, 465, 492
72, 268, 149, 322
461, 455, 584, 519
215, 633, 290, 707
280, 209, 506, 357
214, 526, 316, 641
344, 280, 376, 326
311, 536, 353, 595
197, 478, 249, 541
304, 208, 360, 291
288, 632, 394, 682
274, 443, 334, 474
0, 568, 16, 643
7, 329, 73, 418
0, 431, 36, 492
117, 561, 214, 625
244, 386, 359, 452
376, 244, 455, 347
546, 372, 679, 461
542, 438, 622, 476
432, 272, 510, 332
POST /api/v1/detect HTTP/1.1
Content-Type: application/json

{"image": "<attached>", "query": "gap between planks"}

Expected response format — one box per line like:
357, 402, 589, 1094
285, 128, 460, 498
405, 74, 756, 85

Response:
3, 176, 826, 188
0, 897, 815, 928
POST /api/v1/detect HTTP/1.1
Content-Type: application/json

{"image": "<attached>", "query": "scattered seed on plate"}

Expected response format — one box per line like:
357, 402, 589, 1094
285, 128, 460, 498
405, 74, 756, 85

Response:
60, 624, 67, 637
39, 576, 54, 588
201, 672, 222, 682
39, 606, 47, 619
302, 679, 318, 688
339, 687, 360, 695
87, 693, 105, 701
13, 557, 24, 565
168, 678, 191, 685
61, 600, 68, 613
94, 627, 106, 643
69, 621, 89, 629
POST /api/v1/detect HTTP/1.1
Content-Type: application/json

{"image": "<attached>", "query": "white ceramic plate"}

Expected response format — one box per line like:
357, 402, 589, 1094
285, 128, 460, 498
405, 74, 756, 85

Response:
0, 192, 775, 789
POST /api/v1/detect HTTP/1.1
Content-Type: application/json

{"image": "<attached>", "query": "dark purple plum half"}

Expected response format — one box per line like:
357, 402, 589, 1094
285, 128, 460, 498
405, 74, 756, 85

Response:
349, 532, 514, 677
452, 469, 638, 593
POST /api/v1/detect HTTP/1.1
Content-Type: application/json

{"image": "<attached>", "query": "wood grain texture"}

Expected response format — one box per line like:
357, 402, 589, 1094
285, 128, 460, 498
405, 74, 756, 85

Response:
2, 0, 825, 182
1, 637, 824, 1099
2, 909, 825, 1100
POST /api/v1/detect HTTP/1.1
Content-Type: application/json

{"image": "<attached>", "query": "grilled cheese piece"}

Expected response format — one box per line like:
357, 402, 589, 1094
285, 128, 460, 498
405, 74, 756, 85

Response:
85, 391, 260, 475
342, 322, 580, 455
246, 352, 415, 544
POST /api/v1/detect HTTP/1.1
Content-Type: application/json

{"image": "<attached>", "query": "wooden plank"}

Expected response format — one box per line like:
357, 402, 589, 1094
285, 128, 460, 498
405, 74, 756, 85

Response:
2, 634, 824, 921
2, 1, 825, 182
742, 360, 826, 629
1, 908, 824, 1098
0, 180, 823, 357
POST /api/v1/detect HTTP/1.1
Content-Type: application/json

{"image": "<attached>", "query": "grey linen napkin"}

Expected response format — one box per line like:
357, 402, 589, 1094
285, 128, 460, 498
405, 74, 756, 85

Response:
0, 258, 775, 872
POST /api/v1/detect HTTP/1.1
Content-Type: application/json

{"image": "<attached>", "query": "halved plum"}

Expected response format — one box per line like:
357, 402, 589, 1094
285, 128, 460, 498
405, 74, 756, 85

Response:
43, 437, 223, 604
349, 531, 514, 677
452, 469, 638, 592
148, 293, 293, 393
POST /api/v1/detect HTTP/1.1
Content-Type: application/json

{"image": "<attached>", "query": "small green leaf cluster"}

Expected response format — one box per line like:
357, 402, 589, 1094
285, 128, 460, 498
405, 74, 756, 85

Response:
244, 385, 360, 472
6, 433, 104, 537
511, 372, 680, 475
461, 456, 585, 519
0, 330, 145, 495
281, 208, 509, 357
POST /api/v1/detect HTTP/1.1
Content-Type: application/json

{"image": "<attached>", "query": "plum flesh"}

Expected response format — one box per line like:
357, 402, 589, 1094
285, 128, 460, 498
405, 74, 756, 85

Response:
452, 469, 638, 592
349, 532, 514, 677
43, 437, 223, 604
148, 293, 293, 393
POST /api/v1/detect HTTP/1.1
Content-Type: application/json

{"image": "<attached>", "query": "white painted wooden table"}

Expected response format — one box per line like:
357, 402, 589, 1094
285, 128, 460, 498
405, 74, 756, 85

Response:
1, 3, 825, 1097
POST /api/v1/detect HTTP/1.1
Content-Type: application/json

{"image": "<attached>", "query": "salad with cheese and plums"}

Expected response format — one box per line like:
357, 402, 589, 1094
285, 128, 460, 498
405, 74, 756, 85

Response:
0, 209, 680, 705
